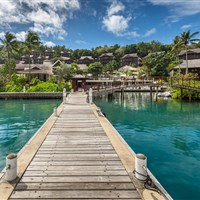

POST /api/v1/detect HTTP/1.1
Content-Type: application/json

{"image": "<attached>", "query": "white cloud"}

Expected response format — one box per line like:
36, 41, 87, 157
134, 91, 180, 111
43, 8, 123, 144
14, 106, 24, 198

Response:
75, 40, 87, 44
0, 0, 80, 39
107, 0, 125, 16
102, 1, 134, 37
30, 23, 67, 40
43, 41, 56, 47
0, 32, 5, 39
147, 0, 200, 22
103, 15, 131, 35
117, 31, 140, 38
15, 31, 27, 42
143, 28, 156, 37
181, 24, 192, 30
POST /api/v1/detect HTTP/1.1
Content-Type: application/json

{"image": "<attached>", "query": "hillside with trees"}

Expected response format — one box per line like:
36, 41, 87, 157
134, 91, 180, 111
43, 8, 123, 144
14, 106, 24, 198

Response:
0, 30, 199, 93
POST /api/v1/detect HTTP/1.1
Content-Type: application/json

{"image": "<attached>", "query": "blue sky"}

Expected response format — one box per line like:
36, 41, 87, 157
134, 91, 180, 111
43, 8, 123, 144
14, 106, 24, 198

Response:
0, 0, 200, 49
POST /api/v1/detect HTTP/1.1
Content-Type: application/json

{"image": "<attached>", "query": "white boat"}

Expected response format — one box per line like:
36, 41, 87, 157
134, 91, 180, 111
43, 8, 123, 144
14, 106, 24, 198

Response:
157, 91, 172, 97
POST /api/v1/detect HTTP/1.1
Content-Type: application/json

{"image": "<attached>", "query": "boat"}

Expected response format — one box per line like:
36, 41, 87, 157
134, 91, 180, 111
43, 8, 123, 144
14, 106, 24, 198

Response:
157, 91, 172, 97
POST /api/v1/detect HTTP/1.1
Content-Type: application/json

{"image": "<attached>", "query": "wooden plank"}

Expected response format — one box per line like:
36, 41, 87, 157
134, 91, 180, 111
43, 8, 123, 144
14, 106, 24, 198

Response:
37, 150, 116, 154
11, 190, 140, 199
30, 161, 123, 166
39, 146, 114, 150
8, 93, 141, 200
10, 199, 139, 200
15, 182, 136, 190
23, 170, 128, 176
27, 165, 124, 171
35, 154, 118, 158
20, 176, 132, 183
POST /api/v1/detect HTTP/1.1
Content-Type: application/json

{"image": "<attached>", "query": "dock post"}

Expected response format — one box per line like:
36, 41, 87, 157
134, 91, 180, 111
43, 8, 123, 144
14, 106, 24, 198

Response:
188, 90, 192, 102
54, 107, 57, 117
134, 153, 147, 181
6, 153, 17, 181
150, 86, 153, 101
121, 88, 124, 102
89, 88, 93, 103
155, 86, 158, 101
63, 88, 66, 104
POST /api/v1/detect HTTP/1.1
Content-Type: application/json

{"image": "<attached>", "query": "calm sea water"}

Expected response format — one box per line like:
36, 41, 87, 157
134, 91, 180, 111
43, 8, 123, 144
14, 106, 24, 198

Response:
95, 93, 200, 200
0, 99, 61, 171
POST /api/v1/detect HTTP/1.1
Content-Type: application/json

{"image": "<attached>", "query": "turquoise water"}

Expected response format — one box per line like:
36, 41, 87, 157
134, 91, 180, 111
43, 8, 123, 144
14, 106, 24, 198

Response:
0, 99, 61, 171
95, 93, 200, 200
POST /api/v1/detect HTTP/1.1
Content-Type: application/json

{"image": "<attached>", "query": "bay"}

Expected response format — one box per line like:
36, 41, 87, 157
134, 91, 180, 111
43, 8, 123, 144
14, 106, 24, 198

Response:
95, 92, 200, 200
0, 99, 61, 171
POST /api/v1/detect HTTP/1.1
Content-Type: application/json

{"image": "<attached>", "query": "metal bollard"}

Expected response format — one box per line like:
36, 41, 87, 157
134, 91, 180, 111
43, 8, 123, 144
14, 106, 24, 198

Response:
6, 153, 17, 181
134, 153, 147, 181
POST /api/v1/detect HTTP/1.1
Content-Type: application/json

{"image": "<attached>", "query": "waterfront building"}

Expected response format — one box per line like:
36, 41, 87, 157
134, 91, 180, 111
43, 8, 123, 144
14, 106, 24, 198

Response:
16, 60, 53, 81
172, 48, 200, 75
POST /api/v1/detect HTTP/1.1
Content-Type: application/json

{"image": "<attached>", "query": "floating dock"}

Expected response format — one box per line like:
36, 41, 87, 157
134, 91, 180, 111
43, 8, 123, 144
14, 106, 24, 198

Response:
0, 92, 170, 200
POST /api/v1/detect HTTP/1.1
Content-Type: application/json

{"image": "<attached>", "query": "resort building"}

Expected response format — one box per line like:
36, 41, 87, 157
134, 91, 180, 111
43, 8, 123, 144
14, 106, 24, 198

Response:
99, 53, 115, 65
178, 48, 200, 60
60, 51, 70, 57
16, 60, 53, 81
172, 48, 200, 75
118, 65, 139, 78
62, 56, 73, 64
121, 53, 141, 67
78, 56, 94, 65
44, 49, 55, 60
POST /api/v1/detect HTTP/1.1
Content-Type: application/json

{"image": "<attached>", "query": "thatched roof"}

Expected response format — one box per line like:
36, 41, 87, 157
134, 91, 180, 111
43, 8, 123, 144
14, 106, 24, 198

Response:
173, 59, 200, 69
79, 56, 94, 60
178, 48, 200, 56
121, 53, 138, 59
16, 61, 53, 75
99, 53, 114, 58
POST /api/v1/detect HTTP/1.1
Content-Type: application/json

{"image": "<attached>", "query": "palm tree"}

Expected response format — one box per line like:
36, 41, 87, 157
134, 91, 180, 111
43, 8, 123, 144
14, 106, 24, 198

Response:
176, 31, 199, 74
0, 32, 18, 79
24, 31, 40, 86
171, 36, 184, 74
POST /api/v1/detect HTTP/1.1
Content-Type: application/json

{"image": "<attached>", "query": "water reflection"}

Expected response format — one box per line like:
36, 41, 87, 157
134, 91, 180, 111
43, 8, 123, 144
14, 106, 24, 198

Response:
94, 92, 200, 200
0, 99, 61, 170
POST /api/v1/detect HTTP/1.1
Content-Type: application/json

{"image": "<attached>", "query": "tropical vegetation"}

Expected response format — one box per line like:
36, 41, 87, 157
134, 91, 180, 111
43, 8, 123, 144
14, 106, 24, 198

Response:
0, 30, 199, 98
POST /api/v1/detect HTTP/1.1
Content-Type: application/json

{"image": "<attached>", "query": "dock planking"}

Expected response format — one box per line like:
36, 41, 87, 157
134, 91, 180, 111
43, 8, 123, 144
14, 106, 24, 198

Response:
9, 92, 141, 199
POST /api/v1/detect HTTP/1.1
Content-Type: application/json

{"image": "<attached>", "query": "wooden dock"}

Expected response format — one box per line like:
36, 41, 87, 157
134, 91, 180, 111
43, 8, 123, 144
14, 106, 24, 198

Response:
8, 92, 141, 199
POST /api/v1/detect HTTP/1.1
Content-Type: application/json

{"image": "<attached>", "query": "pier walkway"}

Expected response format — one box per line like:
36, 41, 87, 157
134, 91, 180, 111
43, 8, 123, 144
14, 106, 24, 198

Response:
8, 92, 141, 199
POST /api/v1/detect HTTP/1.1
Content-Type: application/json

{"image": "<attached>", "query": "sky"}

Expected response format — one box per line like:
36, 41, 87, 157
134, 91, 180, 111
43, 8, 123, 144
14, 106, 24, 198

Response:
0, 0, 200, 50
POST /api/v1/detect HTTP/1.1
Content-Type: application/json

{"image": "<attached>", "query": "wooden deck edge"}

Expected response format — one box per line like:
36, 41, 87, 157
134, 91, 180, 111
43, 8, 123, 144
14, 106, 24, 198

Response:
91, 103, 172, 200
0, 101, 65, 200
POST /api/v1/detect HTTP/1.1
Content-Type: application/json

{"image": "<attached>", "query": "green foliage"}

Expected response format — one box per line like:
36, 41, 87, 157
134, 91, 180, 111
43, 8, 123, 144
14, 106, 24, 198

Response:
104, 60, 119, 73
171, 73, 200, 100
88, 62, 103, 77
143, 52, 176, 76
2, 74, 28, 92
27, 81, 57, 92
30, 77, 41, 86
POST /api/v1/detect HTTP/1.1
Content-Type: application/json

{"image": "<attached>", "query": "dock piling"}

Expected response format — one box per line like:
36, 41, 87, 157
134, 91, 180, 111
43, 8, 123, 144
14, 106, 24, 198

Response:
6, 153, 17, 181
134, 153, 147, 181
